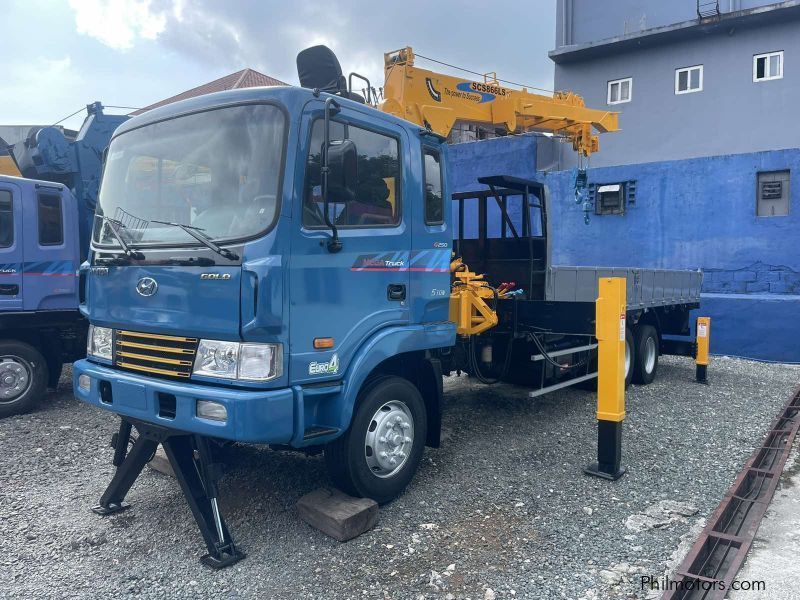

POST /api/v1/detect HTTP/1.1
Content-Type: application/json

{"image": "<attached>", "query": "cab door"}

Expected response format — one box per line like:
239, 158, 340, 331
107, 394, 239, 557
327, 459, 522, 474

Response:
0, 181, 23, 310
409, 143, 451, 324
21, 186, 79, 311
289, 101, 411, 386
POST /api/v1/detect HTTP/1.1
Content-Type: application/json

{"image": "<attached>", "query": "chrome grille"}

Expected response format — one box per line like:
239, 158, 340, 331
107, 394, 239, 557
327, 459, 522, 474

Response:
114, 330, 198, 379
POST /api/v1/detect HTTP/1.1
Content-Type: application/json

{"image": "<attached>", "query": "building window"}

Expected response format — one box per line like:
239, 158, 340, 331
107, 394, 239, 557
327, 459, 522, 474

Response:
607, 78, 632, 105
675, 65, 703, 94
0, 191, 12, 248
37, 192, 64, 246
757, 171, 789, 217
753, 51, 783, 82
423, 148, 444, 225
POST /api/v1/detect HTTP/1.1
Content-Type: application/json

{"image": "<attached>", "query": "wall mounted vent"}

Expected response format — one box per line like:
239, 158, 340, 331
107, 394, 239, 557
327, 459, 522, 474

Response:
697, 0, 721, 19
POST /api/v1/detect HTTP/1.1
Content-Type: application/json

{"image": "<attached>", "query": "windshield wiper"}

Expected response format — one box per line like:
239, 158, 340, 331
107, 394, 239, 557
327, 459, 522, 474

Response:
151, 220, 239, 261
99, 216, 145, 260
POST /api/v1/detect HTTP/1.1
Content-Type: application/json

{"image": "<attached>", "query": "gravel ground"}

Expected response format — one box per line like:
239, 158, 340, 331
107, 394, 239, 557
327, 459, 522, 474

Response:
1, 356, 798, 600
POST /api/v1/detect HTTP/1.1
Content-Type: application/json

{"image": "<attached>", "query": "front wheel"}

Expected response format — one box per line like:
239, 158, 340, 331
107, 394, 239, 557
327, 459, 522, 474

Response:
325, 376, 427, 504
0, 341, 49, 418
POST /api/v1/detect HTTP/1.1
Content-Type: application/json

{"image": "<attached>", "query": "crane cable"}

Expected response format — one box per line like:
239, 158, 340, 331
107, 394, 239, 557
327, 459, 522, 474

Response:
51, 105, 141, 126
413, 52, 556, 95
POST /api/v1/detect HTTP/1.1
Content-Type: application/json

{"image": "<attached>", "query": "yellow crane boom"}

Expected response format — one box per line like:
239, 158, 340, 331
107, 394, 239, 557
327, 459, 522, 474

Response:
0, 137, 21, 177
379, 47, 618, 157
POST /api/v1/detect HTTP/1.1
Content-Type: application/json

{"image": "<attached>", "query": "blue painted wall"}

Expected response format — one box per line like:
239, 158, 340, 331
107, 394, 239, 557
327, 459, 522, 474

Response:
448, 138, 800, 362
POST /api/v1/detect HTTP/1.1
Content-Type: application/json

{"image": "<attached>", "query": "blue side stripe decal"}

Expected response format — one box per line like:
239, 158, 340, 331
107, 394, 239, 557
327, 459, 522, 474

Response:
0, 261, 75, 276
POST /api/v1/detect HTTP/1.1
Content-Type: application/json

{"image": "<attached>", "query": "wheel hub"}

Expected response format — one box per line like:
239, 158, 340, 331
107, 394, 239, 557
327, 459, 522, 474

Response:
0, 358, 32, 403
625, 338, 631, 379
365, 400, 414, 478
644, 336, 657, 373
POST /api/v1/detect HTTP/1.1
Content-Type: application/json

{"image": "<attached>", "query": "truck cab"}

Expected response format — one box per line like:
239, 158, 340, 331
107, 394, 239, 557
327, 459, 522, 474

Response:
0, 175, 84, 416
74, 86, 456, 502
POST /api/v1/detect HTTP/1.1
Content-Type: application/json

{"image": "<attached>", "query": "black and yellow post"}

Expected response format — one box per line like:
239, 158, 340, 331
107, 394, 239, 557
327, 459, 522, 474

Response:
695, 317, 711, 383
584, 277, 627, 481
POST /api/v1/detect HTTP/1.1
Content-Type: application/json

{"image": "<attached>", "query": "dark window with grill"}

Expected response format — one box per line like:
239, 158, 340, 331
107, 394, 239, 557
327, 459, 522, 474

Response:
423, 149, 444, 225
37, 192, 64, 245
594, 184, 623, 215
757, 171, 789, 217
0, 191, 12, 248
590, 181, 636, 216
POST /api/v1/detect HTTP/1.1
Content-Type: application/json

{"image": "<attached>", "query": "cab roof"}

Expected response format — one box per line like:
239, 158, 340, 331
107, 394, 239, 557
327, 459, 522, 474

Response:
114, 85, 430, 142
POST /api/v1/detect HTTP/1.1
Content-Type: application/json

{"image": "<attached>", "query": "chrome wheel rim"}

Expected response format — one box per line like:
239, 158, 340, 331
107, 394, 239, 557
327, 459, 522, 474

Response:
365, 400, 414, 478
624, 338, 631, 380
0, 356, 33, 403
644, 336, 657, 374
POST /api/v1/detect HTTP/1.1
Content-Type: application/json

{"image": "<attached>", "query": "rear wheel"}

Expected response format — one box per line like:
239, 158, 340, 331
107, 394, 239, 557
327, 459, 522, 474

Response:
632, 325, 659, 385
624, 328, 634, 388
0, 341, 48, 418
325, 376, 426, 504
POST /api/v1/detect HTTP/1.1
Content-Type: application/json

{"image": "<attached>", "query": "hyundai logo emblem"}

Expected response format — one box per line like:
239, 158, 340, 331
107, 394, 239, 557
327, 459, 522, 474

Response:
136, 277, 158, 297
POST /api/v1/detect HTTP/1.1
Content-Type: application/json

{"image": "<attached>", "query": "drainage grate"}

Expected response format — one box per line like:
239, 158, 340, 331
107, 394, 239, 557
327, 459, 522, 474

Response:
664, 387, 800, 599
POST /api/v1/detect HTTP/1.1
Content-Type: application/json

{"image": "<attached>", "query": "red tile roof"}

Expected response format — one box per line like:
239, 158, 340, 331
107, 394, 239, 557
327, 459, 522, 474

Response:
131, 68, 288, 115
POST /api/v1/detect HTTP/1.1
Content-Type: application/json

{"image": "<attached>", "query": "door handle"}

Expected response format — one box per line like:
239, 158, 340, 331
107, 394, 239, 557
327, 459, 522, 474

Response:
387, 284, 406, 301
0, 284, 19, 295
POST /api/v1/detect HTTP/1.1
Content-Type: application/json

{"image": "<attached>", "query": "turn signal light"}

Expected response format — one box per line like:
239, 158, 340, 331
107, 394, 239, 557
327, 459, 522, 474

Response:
313, 337, 335, 349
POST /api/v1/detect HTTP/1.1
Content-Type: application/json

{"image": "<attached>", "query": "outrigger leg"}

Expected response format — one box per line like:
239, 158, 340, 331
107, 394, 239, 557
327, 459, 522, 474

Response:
92, 418, 245, 569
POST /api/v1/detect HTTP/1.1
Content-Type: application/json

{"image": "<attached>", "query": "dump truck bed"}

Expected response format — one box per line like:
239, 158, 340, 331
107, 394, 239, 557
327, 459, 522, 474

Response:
546, 266, 703, 309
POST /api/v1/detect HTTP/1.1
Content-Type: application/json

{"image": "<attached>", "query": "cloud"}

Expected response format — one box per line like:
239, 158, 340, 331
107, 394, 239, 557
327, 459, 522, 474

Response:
3, 55, 86, 125
64, 0, 555, 92
68, 0, 169, 50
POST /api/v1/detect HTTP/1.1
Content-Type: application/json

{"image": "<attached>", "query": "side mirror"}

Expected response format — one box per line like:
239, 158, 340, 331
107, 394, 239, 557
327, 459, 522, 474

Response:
326, 139, 358, 201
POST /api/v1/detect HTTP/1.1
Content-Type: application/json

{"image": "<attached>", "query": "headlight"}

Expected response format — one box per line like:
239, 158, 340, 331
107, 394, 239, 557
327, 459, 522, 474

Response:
238, 343, 282, 381
87, 325, 113, 360
192, 340, 282, 382
193, 340, 239, 379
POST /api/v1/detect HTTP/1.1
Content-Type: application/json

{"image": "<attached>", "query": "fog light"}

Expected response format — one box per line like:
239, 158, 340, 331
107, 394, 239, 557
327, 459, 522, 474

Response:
78, 374, 91, 391
196, 399, 227, 422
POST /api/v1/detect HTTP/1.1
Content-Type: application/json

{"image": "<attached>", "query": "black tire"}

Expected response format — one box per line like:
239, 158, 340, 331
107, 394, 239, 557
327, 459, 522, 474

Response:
632, 325, 659, 385
624, 328, 634, 388
0, 341, 49, 418
325, 376, 427, 504
584, 332, 632, 390
575, 350, 598, 391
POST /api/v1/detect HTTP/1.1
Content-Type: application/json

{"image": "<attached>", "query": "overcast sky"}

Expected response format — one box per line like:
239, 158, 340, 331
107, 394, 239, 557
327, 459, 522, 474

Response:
3, 0, 556, 131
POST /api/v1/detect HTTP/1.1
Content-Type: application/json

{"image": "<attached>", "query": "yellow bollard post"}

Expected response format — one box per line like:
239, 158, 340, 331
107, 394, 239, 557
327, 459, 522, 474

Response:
584, 277, 627, 481
695, 317, 711, 383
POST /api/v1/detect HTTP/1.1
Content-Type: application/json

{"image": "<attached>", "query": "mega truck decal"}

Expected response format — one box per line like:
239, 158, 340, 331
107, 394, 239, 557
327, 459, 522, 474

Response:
351, 249, 450, 272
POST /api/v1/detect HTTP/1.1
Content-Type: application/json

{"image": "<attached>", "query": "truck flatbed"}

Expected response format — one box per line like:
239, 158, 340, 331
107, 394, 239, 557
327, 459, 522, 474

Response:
546, 266, 702, 309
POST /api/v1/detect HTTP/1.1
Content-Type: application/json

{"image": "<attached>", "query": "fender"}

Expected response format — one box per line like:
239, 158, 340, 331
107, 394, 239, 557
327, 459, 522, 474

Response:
291, 322, 454, 447
336, 321, 454, 431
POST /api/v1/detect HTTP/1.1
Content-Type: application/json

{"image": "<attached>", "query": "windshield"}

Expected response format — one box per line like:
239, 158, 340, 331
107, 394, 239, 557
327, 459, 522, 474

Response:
94, 103, 286, 247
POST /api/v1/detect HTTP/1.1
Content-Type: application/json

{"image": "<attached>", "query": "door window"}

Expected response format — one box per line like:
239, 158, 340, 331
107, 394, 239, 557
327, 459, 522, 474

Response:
0, 191, 12, 248
304, 119, 401, 228
38, 192, 64, 246
423, 149, 444, 225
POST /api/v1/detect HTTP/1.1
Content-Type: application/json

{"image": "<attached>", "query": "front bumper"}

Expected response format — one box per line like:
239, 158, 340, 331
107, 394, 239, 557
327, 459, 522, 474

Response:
73, 359, 295, 444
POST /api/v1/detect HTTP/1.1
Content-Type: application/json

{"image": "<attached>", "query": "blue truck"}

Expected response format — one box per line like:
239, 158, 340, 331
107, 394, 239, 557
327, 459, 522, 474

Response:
73, 51, 702, 567
0, 103, 127, 417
